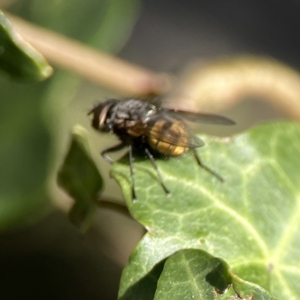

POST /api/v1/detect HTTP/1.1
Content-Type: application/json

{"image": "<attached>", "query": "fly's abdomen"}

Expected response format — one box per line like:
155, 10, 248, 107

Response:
148, 119, 188, 156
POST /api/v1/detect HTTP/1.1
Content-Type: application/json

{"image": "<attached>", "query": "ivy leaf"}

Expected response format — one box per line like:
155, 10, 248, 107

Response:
155, 249, 275, 300
111, 121, 300, 299
57, 125, 104, 232
0, 11, 52, 80
154, 249, 231, 300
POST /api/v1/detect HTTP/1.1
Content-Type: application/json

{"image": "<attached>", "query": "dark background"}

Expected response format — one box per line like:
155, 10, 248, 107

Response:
121, 0, 300, 72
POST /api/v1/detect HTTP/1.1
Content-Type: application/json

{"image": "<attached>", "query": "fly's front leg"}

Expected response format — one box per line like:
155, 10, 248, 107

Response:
101, 142, 126, 164
145, 147, 171, 195
101, 143, 136, 201
192, 149, 224, 182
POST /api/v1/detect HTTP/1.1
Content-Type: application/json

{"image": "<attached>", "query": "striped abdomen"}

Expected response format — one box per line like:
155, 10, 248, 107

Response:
147, 119, 188, 156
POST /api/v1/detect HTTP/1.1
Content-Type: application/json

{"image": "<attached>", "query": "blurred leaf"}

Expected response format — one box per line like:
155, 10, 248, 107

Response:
112, 122, 300, 299
83, 0, 141, 52
9, 0, 141, 53
0, 11, 52, 80
0, 78, 51, 230
0, 0, 141, 229
57, 125, 104, 232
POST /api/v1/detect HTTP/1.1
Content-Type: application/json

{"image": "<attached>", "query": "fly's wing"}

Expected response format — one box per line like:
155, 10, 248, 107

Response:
160, 108, 235, 125
139, 113, 205, 148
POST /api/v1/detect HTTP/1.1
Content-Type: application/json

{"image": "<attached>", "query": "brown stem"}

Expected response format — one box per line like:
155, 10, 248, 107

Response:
170, 56, 300, 120
96, 197, 131, 219
6, 12, 171, 96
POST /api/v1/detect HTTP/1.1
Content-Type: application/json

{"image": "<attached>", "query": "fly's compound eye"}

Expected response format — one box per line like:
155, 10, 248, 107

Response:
98, 103, 114, 130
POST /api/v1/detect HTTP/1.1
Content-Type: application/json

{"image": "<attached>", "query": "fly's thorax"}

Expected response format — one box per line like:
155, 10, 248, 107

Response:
107, 99, 157, 135
111, 99, 156, 121
148, 119, 188, 156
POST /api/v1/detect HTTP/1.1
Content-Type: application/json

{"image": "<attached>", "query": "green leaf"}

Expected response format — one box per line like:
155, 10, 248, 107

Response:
154, 249, 231, 300
154, 249, 275, 300
112, 121, 300, 299
0, 0, 140, 229
57, 125, 104, 232
0, 11, 52, 80
118, 258, 166, 300
10, 0, 141, 53
228, 273, 278, 300
0, 78, 52, 230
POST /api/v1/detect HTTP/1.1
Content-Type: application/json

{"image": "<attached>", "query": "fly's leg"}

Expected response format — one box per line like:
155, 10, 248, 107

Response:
192, 149, 224, 182
101, 142, 126, 164
101, 143, 137, 201
128, 145, 137, 201
145, 147, 171, 195
101, 143, 171, 200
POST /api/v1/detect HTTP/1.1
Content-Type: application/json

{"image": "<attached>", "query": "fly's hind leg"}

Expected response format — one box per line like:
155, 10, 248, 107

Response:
192, 149, 224, 182
145, 147, 171, 195
128, 145, 137, 201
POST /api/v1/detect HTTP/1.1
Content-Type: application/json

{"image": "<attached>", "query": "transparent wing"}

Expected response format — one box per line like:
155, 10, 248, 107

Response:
138, 114, 205, 148
160, 108, 235, 125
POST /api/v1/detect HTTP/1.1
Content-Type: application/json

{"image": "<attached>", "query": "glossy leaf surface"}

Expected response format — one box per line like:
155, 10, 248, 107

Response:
112, 122, 300, 299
